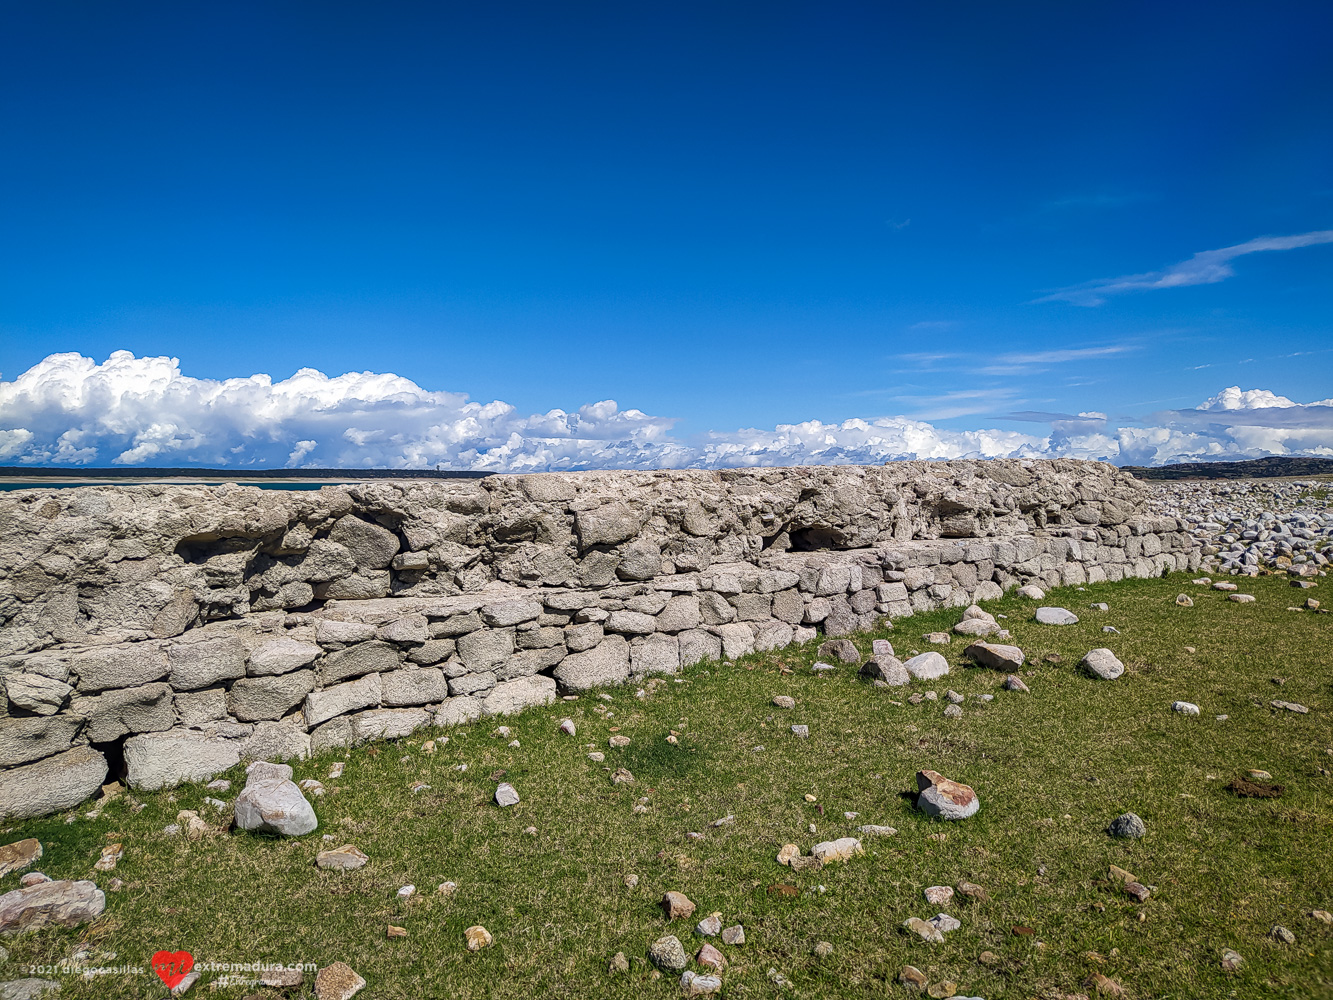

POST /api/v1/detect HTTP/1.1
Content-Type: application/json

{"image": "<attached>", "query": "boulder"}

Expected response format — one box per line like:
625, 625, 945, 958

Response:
1035, 607, 1079, 625
0, 746, 108, 821
916, 769, 980, 820
235, 761, 318, 836
0, 839, 42, 879
817, 639, 860, 664
859, 655, 910, 685
0, 879, 105, 935
964, 642, 1025, 670
811, 837, 863, 863
1080, 648, 1124, 680
903, 652, 949, 680
124, 730, 240, 792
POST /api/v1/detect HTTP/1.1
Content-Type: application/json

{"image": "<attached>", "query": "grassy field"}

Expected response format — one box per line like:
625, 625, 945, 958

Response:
3, 571, 1331, 999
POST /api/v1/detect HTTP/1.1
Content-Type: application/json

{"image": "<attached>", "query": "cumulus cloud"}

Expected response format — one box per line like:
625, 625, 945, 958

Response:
1035, 229, 1333, 306
0, 353, 1329, 470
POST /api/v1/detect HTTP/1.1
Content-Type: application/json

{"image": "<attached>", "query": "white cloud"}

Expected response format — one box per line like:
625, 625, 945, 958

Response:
1036, 229, 1333, 306
0, 354, 1329, 470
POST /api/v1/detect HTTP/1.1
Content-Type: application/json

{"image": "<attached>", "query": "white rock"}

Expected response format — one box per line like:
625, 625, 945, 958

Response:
903, 652, 949, 680
1035, 607, 1079, 625
1173, 701, 1201, 715
495, 783, 520, 807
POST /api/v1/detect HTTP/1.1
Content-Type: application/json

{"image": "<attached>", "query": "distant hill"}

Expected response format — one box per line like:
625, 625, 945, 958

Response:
0, 467, 491, 480
1123, 457, 1333, 480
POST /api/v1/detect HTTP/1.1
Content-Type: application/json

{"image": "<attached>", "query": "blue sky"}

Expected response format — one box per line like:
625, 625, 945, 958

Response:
1, 3, 1331, 469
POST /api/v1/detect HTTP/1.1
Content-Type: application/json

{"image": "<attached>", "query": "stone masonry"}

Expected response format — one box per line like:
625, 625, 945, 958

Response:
0, 460, 1201, 818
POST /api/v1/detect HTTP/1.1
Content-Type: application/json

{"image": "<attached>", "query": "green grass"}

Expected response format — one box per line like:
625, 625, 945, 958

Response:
3, 572, 1332, 999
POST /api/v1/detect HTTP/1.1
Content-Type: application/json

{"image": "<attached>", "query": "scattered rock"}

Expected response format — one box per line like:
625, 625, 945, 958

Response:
812, 838, 863, 863
609, 735, 632, 748
611, 768, 635, 785
916, 770, 980, 820
812, 940, 833, 958
929, 913, 961, 932
956, 880, 989, 901
1271, 700, 1309, 714
696, 913, 722, 937
924, 886, 953, 905
0, 979, 63, 1000
0, 879, 105, 934
1035, 607, 1079, 625
721, 924, 745, 945
1087, 972, 1126, 996
1080, 648, 1125, 681
1271, 925, 1295, 945
680, 971, 723, 995
790, 725, 809, 738
860, 655, 910, 685
495, 783, 520, 807
662, 891, 696, 920
964, 642, 1025, 670
1308, 910, 1332, 924
942, 704, 963, 718
1220, 948, 1244, 972
772, 695, 795, 709
0, 841, 42, 879
817, 639, 860, 664
559, 719, 576, 736
1123, 882, 1151, 902
902, 917, 944, 943
903, 652, 950, 680
1107, 812, 1146, 839
696, 942, 726, 969
776, 844, 799, 866
1228, 593, 1256, 604
1176, 594, 1194, 607
927, 982, 959, 999
438, 881, 458, 896
609, 951, 630, 974
1004, 674, 1030, 693
1017, 585, 1045, 599
922, 632, 951, 645
387, 925, 407, 938
788, 855, 822, 872
649, 934, 688, 971
588, 752, 605, 762
1173, 701, 1200, 715
234, 761, 317, 837
1213, 582, 1238, 592
898, 964, 928, 989
858, 824, 897, 836
464, 925, 493, 951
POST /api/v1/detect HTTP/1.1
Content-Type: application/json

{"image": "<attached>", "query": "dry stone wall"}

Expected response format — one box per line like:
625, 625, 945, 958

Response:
0, 460, 1201, 819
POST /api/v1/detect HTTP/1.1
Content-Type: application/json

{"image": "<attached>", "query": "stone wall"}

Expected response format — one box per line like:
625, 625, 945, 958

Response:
0, 460, 1201, 819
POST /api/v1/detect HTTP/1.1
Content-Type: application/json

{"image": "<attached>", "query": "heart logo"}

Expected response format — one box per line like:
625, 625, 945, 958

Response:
151, 950, 194, 989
